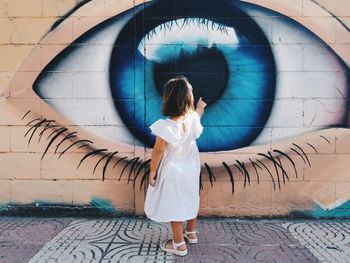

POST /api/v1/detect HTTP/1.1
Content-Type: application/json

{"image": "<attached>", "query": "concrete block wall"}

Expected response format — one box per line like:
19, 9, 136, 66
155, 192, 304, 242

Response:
0, 0, 349, 217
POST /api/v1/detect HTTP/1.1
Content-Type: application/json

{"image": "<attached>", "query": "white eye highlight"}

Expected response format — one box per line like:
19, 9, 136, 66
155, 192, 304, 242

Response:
139, 18, 239, 62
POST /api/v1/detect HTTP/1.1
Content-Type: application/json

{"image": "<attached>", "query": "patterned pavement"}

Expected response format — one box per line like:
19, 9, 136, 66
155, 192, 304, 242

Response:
0, 217, 349, 263
283, 222, 350, 262
0, 217, 73, 263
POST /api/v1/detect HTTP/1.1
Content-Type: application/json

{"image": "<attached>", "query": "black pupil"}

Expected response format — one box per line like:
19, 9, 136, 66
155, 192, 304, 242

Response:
153, 46, 229, 106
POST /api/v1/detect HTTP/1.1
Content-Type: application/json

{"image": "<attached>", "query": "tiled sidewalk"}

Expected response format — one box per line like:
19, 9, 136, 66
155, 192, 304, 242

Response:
0, 217, 349, 263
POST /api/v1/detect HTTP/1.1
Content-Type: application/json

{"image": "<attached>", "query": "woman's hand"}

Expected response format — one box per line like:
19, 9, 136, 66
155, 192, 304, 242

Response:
148, 171, 157, 187
196, 97, 207, 117
148, 136, 166, 187
196, 97, 207, 109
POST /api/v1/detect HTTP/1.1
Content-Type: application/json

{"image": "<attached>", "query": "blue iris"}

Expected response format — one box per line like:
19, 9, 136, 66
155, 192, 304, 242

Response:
109, 0, 276, 151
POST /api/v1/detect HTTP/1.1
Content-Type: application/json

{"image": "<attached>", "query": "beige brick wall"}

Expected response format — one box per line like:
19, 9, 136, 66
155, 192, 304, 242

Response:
0, 0, 349, 217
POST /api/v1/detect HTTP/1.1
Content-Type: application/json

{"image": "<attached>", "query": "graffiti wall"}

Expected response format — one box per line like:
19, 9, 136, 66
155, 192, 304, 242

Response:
0, 0, 349, 217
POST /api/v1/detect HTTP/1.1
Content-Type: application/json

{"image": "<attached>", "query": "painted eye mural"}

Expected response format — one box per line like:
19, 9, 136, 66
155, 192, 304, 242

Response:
32, 0, 349, 152
3, 0, 350, 216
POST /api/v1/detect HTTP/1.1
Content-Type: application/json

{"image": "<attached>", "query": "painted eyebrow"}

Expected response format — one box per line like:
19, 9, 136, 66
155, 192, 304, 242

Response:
50, 0, 92, 32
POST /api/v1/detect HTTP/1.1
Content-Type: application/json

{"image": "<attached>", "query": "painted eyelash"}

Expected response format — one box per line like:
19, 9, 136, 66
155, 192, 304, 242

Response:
276, 156, 289, 184
21, 110, 327, 194
119, 157, 140, 182
292, 143, 311, 167
290, 147, 306, 165
59, 139, 93, 159
249, 158, 262, 184
55, 132, 78, 154
204, 162, 216, 187
256, 158, 276, 191
135, 159, 151, 189
208, 140, 322, 194
102, 151, 119, 181
237, 160, 250, 186
145, 17, 230, 42
21, 111, 152, 186
273, 149, 297, 178
21, 110, 31, 120
320, 135, 331, 144
93, 152, 109, 174
42, 127, 69, 160
24, 118, 48, 137
258, 152, 282, 190
39, 122, 59, 143
24, 118, 48, 146
222, 162, 234, 194
307, 142, 318, 153
128, 158, 142, 184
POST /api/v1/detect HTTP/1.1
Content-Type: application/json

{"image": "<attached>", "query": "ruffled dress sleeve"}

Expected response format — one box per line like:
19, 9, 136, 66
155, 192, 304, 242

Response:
149, 119, 180, 145
192, 111, 204, 139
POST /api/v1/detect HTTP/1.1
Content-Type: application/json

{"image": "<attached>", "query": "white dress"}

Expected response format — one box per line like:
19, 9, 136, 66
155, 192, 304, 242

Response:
144, 111, 204, 222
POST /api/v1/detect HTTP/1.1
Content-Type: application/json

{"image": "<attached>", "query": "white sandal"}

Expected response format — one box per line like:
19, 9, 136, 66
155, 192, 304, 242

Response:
160, 239, 188, 256
183, 230, 198, 244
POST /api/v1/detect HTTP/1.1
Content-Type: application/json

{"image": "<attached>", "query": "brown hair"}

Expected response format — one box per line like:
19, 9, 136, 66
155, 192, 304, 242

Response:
161, 76, 195, 117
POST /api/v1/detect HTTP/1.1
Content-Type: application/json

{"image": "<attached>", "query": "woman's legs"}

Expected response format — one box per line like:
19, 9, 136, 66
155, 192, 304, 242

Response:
164, 217, 198, 250
185, 217, 197, 239
165, 221, 187, 251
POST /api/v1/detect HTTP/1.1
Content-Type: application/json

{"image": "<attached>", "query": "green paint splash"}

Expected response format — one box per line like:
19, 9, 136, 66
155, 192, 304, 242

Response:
90, 196, 118, 214
290, 200, 350, 219
0, 203, 8, 211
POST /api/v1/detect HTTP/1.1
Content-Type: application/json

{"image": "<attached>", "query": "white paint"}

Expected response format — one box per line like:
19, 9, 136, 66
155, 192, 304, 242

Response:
139, 18, 238, 63
35, 10, 140, 146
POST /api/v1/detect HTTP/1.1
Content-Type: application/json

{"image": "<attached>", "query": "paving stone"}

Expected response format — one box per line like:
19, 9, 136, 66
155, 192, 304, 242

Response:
283, 221, 350, 263
29, 218, 173, 263
2, 216, 350, 263
27, 218, 319, 263
0, 217, 73, 263
174, 220, 317, 263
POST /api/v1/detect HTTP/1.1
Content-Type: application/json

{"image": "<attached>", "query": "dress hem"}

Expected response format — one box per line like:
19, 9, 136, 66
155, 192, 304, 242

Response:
145, 213, 199, 223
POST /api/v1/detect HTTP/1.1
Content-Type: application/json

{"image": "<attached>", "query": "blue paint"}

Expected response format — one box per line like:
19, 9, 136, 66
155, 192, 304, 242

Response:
0, 203, 8, 211
90, 196, 118, 214
32, 0, 350, 154
290, 201, 350, 219
110, 0, 276, 152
